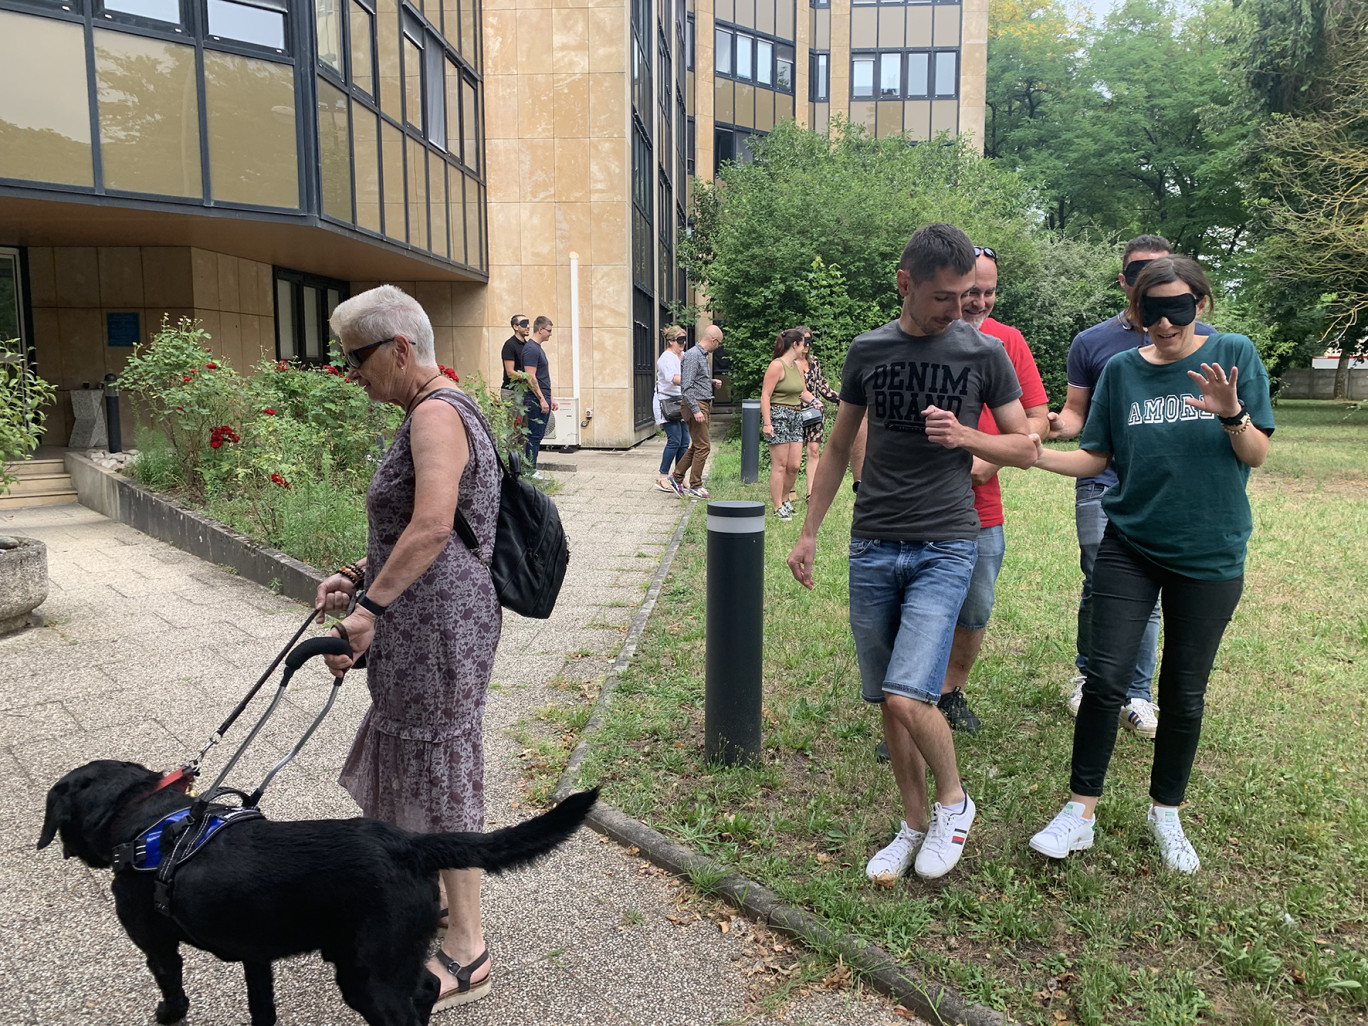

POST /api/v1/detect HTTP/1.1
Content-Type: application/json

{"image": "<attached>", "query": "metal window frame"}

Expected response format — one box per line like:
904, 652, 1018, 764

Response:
272, 266, 349, 365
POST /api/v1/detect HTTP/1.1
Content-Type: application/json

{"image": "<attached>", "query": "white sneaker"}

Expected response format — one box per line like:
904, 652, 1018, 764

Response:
1149, 805, 1200, 873
779, 500, 794, 517
530, 470, 545, 480
1029, 802, 1096, 859
1067, 675, 1086, 718
865, 821, 926, 882
1120, 698, 1159, 738
914, 793, 976, 880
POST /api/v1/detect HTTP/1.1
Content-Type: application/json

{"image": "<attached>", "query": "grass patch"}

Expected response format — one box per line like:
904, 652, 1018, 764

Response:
576, 401, 1368, 1025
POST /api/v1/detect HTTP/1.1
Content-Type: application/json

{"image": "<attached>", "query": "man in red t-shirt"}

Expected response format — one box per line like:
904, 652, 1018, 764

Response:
939, 247, 1050, 730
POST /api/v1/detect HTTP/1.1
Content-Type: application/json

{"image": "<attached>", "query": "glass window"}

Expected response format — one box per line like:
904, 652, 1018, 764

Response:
274, 270, 349, 365
851, 57, 874, 98
713, 126, 734, 173
445, 58, 461, 158
735, 33, 752, 80
207, 0, 286, 50
934, 49, 957, 96
425, 41, 445, 149
95, 30, 202, 197
376, 0, 402, 122
880, 51, 900, 97
715, 27, 731, 75
276, 278, 297, 358
381, 119, 405, 240
407, 136, 428, 250
447, 164, 466, 263
810, 52, 827, 101
0, 12, 93, 187
316, 0, 343, 72
102, 0, 181, 24
350, 2, 374, 95
403, 34, 423, 128
353, 102, 381, 232
204, 51, 298, 207
686, 14, 694, 70
776, 43, 793, 92
461, 76, 478, 174
302, 285, 320, 359
906, 51, 929, 98
756, 39, 772, 86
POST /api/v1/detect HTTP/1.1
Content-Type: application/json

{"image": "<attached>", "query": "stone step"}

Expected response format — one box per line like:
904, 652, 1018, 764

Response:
3, 474, 74, 496
4, 458, 66, 479
2, 458, 76, 509
0, 489, 78, 510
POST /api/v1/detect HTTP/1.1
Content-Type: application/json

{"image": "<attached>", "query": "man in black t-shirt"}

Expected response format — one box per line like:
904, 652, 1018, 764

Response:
502, 313, 532, 391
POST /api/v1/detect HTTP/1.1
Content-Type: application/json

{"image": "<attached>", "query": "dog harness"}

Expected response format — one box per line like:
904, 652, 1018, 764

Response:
111, 801, 264, 919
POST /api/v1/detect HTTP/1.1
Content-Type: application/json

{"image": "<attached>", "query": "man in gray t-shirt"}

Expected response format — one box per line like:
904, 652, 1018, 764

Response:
787, 224, 1036, 883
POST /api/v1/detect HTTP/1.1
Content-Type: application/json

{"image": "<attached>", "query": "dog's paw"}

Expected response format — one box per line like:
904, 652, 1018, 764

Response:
155, 995, 189, 1024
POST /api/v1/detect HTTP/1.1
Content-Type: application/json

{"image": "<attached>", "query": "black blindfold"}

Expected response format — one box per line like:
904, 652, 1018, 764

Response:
1141, 293, 1198, 328
1123, 259, 1155, 286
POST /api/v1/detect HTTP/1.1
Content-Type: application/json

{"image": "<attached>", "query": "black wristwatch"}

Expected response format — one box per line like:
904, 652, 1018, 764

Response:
1218, 400, 1249, 426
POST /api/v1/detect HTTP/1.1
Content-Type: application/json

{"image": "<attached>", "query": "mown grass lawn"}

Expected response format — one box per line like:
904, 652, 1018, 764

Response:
574, 400, 1368, 1026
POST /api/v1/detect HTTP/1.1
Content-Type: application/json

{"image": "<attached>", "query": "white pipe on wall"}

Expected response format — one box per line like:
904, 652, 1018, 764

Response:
569, 251, 582, 402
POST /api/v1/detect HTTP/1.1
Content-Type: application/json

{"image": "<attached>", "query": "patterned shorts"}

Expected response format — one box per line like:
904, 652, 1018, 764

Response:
768, 405, 804, 445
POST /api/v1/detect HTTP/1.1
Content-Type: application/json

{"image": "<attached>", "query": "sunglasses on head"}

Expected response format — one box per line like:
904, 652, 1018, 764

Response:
340, 336, 394, 370
974, 246, 997, 262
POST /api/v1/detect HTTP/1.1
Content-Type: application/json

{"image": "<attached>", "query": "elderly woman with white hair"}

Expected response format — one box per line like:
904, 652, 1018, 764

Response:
314, 285, 501, 1010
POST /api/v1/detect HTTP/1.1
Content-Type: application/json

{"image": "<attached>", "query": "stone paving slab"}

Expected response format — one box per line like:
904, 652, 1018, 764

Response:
0, 440, 926, 1026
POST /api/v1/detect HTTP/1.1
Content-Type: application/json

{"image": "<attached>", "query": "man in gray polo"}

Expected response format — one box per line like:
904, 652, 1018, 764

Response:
672, 325, 723, 498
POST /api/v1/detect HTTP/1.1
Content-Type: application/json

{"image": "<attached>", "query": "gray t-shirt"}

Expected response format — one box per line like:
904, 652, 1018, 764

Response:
840, 319, 1022, 541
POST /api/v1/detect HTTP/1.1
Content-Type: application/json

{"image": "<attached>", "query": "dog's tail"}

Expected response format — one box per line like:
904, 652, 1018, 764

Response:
413, 788, 599, 875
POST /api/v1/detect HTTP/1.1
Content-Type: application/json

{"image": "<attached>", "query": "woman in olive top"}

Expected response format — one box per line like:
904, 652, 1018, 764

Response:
791, 326, 841, 506
1027, 256, 1273, 873
760, 327, 814, 521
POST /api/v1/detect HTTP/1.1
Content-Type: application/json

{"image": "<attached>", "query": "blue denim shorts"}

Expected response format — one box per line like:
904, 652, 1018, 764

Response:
956, 523, 1005, 631
848, 536, 979, 704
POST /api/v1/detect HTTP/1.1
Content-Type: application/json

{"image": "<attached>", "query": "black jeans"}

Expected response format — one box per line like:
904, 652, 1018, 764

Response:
1071, 528, 1243, 806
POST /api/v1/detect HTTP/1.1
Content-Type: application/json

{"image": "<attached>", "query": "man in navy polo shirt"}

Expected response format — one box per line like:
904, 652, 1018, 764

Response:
1047, 235, 1214, 738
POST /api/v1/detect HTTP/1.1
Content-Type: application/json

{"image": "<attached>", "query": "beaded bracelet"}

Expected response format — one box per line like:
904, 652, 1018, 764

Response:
1223, 418, 1250, 437
337, 562, 363, 586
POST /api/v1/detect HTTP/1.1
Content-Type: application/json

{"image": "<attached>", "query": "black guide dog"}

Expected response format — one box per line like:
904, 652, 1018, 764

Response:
39, 759, 597, 1026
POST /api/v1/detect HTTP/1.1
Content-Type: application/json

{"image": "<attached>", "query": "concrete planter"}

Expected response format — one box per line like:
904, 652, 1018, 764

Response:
0, 535, 48, 635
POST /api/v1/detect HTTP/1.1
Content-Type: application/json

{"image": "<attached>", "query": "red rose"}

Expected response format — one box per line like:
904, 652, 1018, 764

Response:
276, 360, 288, 371
210, 439, 222, 449
263, 408, 276, 416
205, 362, 218, 370
182, 376, 192, 383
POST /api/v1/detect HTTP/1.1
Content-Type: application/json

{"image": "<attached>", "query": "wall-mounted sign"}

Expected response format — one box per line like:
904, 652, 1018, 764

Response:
107, 312, 141, 347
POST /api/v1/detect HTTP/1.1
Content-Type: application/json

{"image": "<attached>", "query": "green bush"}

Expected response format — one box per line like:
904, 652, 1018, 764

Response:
0, 345, 57, 495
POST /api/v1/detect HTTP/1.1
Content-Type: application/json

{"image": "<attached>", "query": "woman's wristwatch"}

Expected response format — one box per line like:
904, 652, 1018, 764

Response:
1220, 400, 1251, 434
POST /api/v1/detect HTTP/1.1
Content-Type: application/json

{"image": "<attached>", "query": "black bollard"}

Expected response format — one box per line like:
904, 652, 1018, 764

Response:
740, 400, 760, 484
103, 373, 122, 453
705, 500, 765, 766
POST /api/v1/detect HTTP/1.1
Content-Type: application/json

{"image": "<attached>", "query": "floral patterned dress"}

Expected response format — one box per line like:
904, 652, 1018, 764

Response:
339, 388, 501, 833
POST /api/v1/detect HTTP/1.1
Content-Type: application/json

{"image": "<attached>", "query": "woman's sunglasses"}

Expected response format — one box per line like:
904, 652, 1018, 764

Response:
340, 336, 394, 370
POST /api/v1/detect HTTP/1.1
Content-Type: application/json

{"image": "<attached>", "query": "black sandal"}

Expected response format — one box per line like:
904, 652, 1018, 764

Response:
431, 946, 492, 1009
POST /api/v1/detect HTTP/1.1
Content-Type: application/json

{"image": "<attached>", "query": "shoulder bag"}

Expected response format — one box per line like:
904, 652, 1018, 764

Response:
659, 394, 684, 422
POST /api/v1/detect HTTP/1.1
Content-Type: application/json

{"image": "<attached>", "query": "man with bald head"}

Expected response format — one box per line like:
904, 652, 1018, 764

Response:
672, 325, 724, 498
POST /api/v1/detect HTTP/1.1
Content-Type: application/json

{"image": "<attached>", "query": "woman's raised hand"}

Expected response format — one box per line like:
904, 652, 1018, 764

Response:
315, 574, 357, 624
1185, 363, 1241, 418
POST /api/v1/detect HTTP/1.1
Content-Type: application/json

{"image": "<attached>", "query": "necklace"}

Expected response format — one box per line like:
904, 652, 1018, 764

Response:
404, 372, 448, 418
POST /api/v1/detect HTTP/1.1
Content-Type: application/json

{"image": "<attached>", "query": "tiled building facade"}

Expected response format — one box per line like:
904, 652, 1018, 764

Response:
0, 0, 984, 449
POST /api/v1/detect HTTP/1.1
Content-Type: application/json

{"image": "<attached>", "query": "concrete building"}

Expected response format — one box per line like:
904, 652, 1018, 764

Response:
0, 0, 985, 450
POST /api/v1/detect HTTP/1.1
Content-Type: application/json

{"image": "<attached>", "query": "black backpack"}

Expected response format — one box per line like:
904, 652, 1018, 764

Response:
454, 440, 569, 620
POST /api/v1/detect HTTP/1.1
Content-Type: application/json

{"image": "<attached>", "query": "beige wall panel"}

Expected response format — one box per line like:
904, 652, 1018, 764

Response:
933, 2, 960, 43
756, 0, 774, 36
714, 79, 733, 123
850, 7, 876, 49
812, 102, 829, 136
591, 263, 629, 331
31, 308, 62, 383
451, 283, 488, 327
906, 5, 932, 46
963, 0, 988, 45
555, 137, 591, 203
516, 8, 554, 68
734, 82, 755, 128
381, 122, 406, 241
216, 254, 241, 314
849, 100, 876, 130
588, 74, 626, 137
448, 167, 469, 265
450, 325, 484, 378
553, 9, 590, 73
931, 98, 958, 136
715, 0, 734, 23
776, 0, 793, 39
215, 312, 244, 370
555, 202, 592, 264
485, 265, 523, 330
484, 139, 521, 201
875, 99, 901, 139
27, 249, 57, 308
484, 10, 517, 71
53, 248, 99, 309
588, 8, 626, 71
97, 249, 143, 308
517, 74, 554, 137
141, 249, 194, 309
415, 282, 455, 327
520, 203, 556, 266
520, 263, 557, 319
190, 249, 220, 311
590, 200, 628, 268
352, 105, 382, 233
735, 0, 755, 29
239, 313, 263, 364
776, 90, 794, 124
588, 137, 628, 202
376, 0, 403, 121
55, 307, 103, 389
904, 99, 931, 141
195, 310, 222, 350
589, 325, 629, 389
430, 157, 450, 260
520, 137, 556, 202
878, 7, 903, 48
960, 42, 986, 105
829, 0, 850, 116
814, 7, 829, 49
553, 73, 590, 142
488, 202, 523, 263
0, 12, 93, 187
755, 89, 774, 131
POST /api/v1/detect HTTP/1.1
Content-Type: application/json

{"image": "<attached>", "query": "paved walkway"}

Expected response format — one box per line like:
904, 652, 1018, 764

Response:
1, 440, 922, 1026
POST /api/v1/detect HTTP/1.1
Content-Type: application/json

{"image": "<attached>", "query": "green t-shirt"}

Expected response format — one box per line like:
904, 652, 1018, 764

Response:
1079, 332, 1275, 580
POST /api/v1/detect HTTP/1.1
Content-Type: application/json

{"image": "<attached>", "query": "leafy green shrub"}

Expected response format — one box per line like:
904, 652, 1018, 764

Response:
0, 346, 57, 495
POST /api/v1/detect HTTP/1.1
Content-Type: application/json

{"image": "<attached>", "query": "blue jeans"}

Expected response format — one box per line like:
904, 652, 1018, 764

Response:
848, 537, 979, 705
956, 524, 1005, 631
658, 419, 690, 474
1076, 481, 1157, 702
524, 402, 548, 469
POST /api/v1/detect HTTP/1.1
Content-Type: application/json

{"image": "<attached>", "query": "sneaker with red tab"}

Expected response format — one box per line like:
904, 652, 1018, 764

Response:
914, 792, 976, 880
